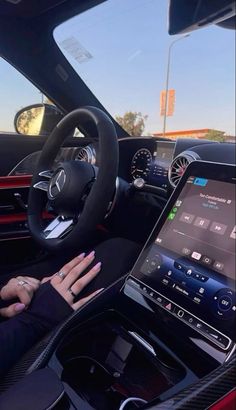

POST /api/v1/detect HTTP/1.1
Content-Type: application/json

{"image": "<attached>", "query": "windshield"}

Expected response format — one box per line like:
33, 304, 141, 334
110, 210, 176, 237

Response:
54, 0, 235, 142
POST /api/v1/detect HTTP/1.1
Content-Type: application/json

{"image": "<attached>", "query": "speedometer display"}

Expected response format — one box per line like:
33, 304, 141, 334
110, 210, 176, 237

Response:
131, 148, 152, 180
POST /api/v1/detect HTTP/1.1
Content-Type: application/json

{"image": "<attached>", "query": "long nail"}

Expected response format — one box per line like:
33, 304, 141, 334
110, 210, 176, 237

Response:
15, 303, 26, 312
78, 252, 85, 259
93, 262, 102, 270
87, 250, 95, 258
96, 288, 104, 294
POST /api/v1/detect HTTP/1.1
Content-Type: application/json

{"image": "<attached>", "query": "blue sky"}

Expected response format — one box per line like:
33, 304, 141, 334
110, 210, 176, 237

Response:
1, 0, 235, 135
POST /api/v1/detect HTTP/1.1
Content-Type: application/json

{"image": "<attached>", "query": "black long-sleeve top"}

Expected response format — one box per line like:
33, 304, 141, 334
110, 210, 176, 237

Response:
0, 283, 73, 378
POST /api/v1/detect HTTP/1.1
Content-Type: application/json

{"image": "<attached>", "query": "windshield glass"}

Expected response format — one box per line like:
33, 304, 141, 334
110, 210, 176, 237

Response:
54, 0, 235, 142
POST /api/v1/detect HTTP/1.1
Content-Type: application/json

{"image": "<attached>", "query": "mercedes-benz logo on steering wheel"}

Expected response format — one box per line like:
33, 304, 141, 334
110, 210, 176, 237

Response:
48, 169, 66, 198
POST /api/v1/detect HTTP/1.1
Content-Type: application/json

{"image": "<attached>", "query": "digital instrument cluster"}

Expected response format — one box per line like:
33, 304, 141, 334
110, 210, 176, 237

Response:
130, 142, 175, 189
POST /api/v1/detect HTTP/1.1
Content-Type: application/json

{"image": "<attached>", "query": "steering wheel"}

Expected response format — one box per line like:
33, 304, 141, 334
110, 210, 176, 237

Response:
27, 106, 118, 252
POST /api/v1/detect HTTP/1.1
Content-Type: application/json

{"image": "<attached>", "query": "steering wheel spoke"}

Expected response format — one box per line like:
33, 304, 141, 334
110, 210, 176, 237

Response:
39, 170, 54, 179
44, 216, 74, 239
33, 181, 49, 191
33, 170, 54, 191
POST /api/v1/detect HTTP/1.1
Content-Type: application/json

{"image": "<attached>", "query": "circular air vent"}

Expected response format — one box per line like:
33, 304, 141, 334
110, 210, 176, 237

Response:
76, 146, 96, 164
168, 151, 199, 188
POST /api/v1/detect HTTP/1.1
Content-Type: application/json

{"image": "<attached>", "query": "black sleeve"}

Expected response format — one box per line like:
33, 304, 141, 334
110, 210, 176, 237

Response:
0, 283, 73, 377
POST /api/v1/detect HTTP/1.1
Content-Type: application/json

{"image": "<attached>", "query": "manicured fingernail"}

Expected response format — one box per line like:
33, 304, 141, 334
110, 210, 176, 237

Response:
15, 303, 25, 312
93, 262, 102, 270
96, 288, 104, 294
88, 250, 95, 258
78, 252, 85, 259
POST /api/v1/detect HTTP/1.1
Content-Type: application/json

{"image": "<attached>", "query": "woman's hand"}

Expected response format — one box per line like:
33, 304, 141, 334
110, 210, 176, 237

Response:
48, 251, 103, 310
0, 277, 40, 318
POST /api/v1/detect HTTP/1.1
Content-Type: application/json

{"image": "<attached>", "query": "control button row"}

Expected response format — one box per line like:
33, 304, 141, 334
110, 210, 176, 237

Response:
128, 278, 231, 350
174, 261, 208, 282
161, 275, 204, 305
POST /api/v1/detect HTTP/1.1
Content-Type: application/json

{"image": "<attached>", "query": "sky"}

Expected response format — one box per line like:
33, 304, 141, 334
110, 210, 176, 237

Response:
0, 0, 235, 135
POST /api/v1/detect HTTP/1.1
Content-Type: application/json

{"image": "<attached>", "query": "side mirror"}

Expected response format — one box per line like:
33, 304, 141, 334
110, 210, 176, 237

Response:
14, 103, 64, 136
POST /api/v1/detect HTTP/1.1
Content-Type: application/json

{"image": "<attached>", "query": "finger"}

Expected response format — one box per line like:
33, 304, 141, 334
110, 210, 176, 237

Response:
0, 303, 26, 318
16, 277, 35, 298
24, 277, 40, 287
61, 251, 96, 289
72, 288, 104, 311
20, 277, 40, 291
1, 281, 32, 306
41, 275, 54, 284
51, 253, 86, 285
70, 262, 102, 296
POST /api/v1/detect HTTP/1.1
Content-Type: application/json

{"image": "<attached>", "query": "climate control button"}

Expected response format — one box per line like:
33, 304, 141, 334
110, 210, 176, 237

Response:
213, 288, 236, 319
218, 295, 233, 312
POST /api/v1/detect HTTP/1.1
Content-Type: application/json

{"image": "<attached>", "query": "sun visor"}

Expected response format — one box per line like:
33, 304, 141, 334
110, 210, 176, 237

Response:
168, 0, 236, 35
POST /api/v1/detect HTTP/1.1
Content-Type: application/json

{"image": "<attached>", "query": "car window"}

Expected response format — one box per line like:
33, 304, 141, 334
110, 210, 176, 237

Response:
0, 57, 47, 135
54, 0, 235, 143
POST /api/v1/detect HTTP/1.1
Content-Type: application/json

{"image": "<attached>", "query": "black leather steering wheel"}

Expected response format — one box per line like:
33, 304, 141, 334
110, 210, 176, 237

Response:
27, 106, 118, 252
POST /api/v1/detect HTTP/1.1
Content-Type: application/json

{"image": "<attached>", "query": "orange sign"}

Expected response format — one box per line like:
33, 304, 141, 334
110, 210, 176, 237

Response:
160, 89, 176, 116
167, 89, 175, 116
160, 90, 166, 116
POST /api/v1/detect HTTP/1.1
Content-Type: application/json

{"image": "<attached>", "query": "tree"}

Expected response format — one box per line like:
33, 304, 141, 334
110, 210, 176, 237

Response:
205, 130, 227, 142
115, 111, 148, 136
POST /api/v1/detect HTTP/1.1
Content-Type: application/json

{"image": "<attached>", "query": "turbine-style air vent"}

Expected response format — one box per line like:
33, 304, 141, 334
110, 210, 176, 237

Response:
168, 151, 199, 188
76, 146, 96, 164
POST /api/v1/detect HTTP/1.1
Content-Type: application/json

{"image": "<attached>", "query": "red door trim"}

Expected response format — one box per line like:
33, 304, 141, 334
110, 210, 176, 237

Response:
210, 389, 236, 410
0, 175, 32, 189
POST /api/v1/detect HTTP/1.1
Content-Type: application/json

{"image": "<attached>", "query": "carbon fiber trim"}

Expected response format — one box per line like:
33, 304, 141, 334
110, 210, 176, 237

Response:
147, 355, 236, 410
0, 332, 53, 393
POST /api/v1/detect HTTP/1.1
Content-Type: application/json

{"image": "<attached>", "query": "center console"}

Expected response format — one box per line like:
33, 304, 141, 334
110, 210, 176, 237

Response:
36, 161, 235, 409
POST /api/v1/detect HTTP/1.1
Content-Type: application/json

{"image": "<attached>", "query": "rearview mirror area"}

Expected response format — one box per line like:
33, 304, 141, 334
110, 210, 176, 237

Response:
14, 103, 64, 136
168, 0, 236, 34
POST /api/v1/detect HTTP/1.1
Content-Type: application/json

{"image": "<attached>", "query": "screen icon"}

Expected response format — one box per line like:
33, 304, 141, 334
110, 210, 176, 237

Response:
210, 222, 227, 235
168, 212, 176, 220
191, 251, 202, 261
193, 178, 208, 187
180, 212, 195, 224
213, 261, 224, 271
202, 256, 213, 266
194, 217, 210, 230
182, 247, 191, 256
230, 226, 236, 239
175, 200, 182, 207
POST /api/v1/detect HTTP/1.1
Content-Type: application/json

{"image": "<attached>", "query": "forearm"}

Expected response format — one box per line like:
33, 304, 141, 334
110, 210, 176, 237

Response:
0, 283, 72, 377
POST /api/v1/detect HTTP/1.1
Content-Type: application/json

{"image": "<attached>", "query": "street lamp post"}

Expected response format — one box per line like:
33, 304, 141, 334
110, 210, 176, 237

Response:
162, 34, 190, 138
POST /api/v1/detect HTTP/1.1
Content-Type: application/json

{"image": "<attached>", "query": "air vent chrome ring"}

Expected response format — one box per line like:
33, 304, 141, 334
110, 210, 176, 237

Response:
76, 146, 96, 164
168, 151, 200, 188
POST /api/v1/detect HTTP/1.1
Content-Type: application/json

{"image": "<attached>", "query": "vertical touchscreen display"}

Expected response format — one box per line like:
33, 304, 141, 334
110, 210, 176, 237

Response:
132, 173, 236, 340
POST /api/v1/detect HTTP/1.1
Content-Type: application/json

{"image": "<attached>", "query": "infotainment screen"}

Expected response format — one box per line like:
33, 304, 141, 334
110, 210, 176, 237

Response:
130, 161, 236, 344
154, 177, 235, 281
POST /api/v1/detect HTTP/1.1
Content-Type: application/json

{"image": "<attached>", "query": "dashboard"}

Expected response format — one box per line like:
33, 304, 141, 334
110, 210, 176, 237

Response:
9, 137, 236, 195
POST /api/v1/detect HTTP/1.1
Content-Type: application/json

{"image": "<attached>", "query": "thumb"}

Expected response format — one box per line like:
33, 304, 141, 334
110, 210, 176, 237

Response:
0, 303, 26, 318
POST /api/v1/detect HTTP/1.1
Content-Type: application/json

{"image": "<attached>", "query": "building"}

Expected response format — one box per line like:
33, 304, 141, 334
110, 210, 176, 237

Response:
153, 128, 218, 140
153, 128, 235, 142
